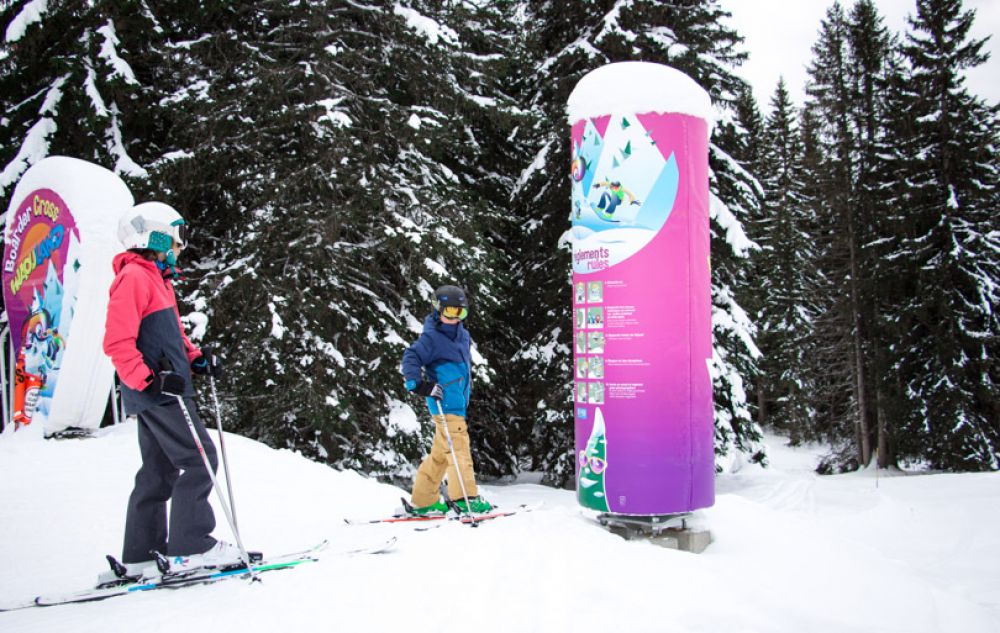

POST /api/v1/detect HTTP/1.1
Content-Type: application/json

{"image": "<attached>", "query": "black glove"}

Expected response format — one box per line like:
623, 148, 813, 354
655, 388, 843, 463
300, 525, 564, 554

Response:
412, 381, 444, 400
145, 370, 186, 397
191, 347, 224, 380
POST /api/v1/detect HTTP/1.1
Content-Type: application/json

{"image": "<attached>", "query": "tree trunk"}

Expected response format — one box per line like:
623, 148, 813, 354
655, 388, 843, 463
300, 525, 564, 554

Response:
847, 211, 872, 467
757, 386, 768, 427
876, 389, 892, 468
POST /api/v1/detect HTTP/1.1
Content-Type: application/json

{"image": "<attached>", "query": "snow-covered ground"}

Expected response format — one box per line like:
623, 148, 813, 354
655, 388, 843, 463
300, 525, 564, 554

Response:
1, 422, 998, 633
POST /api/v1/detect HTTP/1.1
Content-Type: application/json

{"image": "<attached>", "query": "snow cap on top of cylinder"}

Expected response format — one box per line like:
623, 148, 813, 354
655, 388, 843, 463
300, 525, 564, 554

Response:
567, 62, 713, 130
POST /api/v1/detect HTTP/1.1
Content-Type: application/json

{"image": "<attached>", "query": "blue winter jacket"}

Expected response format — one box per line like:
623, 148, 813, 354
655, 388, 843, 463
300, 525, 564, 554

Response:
401, 313, 472, 417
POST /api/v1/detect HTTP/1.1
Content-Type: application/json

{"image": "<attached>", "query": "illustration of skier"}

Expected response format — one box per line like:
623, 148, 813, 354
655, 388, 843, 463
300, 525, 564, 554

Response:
590, 180, 640, 222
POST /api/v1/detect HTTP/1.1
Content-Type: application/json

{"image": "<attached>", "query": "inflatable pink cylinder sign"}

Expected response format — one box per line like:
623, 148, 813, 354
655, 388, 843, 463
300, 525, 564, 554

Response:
568, 62, 714, 515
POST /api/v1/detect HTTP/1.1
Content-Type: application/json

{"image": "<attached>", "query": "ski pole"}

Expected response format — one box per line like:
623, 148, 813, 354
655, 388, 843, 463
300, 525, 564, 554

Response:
209, 376, 239, 533
174, 394, 259, 581
434, 399, 478, 526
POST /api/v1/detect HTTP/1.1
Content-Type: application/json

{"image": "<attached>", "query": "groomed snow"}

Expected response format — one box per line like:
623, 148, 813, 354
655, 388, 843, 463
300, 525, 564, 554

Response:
1, 425, 998, 632
567, 61, 713, 128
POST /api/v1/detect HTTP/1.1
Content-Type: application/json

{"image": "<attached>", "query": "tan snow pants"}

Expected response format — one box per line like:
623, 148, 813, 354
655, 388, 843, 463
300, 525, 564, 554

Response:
410, 413, 478, 507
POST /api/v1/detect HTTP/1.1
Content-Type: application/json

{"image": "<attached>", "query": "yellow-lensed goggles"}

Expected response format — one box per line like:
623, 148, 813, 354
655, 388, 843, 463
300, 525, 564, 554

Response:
440, 305, 468, 320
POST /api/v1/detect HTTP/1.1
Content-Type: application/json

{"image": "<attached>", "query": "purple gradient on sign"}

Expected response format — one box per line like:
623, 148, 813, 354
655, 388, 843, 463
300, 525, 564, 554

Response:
572, 113, 713, 515
3, 189, 78, 354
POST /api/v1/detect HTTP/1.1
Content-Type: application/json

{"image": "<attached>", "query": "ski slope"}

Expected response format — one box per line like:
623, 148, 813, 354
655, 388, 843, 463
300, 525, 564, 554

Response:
1, 423, 998, 633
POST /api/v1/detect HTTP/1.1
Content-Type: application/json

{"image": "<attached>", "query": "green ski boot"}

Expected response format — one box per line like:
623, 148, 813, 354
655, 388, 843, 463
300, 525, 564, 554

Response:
408, 500, 449, 517
452, 496, 493, 514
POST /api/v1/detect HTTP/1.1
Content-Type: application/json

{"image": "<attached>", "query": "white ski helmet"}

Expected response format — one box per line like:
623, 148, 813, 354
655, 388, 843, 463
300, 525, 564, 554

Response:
118, 202, 189, 252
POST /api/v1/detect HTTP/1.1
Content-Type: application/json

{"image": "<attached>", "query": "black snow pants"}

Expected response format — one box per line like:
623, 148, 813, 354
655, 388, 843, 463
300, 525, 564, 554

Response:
122, 397, 219, 563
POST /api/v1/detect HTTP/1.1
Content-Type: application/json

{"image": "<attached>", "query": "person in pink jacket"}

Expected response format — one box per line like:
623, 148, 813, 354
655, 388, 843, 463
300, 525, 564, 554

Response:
103, 202, 236, 576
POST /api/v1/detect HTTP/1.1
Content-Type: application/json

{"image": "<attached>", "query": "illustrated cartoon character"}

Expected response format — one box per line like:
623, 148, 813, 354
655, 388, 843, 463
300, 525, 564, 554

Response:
590, 180, 640, 221
12, 308, 63, 428
577, 409, 609, 511
12, 354, 43, 428
21, 309, 63, 377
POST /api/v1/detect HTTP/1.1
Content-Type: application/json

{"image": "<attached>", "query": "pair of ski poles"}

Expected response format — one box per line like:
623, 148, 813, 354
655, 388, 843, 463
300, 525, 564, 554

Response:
173, 376, 259, 580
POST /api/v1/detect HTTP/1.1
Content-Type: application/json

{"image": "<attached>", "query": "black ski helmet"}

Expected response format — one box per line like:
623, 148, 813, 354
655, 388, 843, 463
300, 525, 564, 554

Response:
433, 285, 469, 310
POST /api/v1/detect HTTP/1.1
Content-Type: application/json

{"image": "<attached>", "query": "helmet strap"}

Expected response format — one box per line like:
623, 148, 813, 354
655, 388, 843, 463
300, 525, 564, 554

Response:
155, 254, 180, 279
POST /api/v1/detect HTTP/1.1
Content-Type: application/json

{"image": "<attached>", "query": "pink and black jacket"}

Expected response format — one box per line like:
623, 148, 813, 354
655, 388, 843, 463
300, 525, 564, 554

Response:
103, 252, 200, 415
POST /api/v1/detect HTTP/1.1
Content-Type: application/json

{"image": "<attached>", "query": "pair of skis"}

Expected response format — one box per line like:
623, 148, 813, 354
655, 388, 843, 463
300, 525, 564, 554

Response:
4, 500, 543, 611
344, 499, 544, 528
0, 538, 396, 612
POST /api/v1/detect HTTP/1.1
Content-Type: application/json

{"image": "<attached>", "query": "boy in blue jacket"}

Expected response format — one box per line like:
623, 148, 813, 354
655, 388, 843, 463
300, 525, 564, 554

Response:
401, 285, 492, 515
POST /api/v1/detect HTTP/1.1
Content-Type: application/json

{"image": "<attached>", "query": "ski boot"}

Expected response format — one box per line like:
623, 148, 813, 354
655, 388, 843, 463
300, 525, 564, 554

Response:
402, 498, 449, 517
97, 557, 159, 588
452, 496, 493, 514
163, 541, 262, 573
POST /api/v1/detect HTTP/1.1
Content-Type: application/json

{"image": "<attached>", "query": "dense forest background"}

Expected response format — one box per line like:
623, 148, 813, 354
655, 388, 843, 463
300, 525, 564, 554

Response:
1, 0, 996, 483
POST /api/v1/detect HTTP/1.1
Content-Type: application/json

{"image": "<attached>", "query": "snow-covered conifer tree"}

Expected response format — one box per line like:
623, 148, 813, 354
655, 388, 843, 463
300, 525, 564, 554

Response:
164, 0, 524, 477
879, 0, 999, 470
801, 1, 896, 470
751, 80, 818, 444
0, 0, 155, 206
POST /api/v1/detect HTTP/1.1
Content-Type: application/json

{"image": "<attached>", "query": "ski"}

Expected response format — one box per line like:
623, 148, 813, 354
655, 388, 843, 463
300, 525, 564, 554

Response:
0, 537, 394, 612
452, 501, 543, 526
2, 555, 316, 611
343, 498, 454, 525
338, 536, 398, 555
344, 513, 449, 526
345, 501, 543, 527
